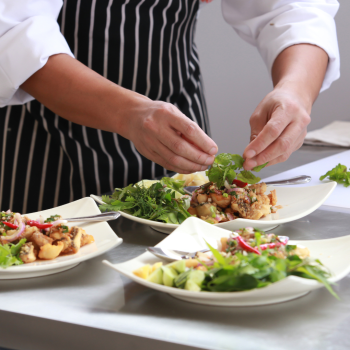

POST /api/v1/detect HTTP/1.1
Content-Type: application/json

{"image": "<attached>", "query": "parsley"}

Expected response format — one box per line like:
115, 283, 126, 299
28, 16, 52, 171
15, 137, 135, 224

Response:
320, 163, 350, 188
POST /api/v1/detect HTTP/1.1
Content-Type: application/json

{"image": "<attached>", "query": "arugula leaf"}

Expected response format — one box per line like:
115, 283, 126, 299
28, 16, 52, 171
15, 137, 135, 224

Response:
320, 163, 350, 188
237, 171, 261, 184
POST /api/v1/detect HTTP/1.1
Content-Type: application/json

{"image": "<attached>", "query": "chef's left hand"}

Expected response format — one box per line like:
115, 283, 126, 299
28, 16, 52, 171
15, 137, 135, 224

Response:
243, 86, 311, 170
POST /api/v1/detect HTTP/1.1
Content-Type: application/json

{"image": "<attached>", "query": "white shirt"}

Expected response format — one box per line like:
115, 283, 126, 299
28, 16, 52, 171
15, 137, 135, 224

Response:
0, 0, 340, 107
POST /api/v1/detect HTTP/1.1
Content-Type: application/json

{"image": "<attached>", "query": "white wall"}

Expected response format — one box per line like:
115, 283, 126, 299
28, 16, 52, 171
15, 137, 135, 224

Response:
195, 0, 350, 155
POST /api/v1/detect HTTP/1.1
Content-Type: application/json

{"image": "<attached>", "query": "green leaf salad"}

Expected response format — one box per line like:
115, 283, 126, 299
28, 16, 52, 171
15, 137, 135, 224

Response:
99, 178, 191, 224
0, 239, 26, 268
133, 228, 338, 299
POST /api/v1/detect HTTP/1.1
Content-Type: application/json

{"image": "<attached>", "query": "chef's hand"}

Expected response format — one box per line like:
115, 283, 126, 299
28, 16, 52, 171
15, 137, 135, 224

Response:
125, 100, 218, 174
242, 88, 310, 170
242, 44, 328, 170
21, 54, 218, 174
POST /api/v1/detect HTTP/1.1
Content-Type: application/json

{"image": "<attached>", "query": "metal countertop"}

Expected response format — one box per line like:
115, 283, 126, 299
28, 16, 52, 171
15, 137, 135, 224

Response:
1, 145, 349, 350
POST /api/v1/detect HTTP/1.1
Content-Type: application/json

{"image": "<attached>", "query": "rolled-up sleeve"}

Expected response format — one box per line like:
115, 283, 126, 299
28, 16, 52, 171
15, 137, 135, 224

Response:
221, 0, 340, 92
0, 0, 74, 107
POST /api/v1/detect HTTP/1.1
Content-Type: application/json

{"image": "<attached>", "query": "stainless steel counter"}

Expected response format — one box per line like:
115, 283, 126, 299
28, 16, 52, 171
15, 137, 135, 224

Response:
1, 146, 350, 350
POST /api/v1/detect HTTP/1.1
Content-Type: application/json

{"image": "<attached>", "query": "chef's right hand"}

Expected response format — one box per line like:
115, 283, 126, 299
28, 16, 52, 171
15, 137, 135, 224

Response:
124, 100, 218, 174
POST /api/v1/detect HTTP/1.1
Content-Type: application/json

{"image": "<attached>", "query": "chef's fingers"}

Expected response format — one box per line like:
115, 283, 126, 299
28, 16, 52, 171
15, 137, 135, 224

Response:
158, 128, 215, 168
146, 141, 209, 174
243, 106, 289, 167
244, 121, 307, 170
170, 112, 218, 156
261, 132, 305, 167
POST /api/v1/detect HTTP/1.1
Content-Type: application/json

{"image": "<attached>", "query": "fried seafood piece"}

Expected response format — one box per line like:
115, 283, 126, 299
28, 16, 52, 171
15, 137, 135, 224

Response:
38, 242, 64, 260
29, 232, 53, 247
22, 226, 40, 240
19, 242, 37, 264
81, 232, 94, 246
249, 182, 267, 195
195, 203, 214, 217
231, 197, 270, 220
69, 226, 84, 254
209, 192, 231, 209
268, 189, 277, 206
49, 225, 68, 240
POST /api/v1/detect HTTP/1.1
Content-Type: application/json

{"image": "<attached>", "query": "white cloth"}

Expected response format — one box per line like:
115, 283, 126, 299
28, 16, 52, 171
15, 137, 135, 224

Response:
304, 121, 350, 147
0, 0, 340, 107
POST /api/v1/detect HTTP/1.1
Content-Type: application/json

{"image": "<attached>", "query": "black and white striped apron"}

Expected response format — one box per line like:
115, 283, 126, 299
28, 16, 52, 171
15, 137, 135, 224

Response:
0, 0, 210, 213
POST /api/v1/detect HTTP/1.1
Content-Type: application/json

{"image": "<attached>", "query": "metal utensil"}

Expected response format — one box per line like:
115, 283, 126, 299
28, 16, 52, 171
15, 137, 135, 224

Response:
183, 175, 311, 194
64, 211, 120, 222
147, 247, 210, 262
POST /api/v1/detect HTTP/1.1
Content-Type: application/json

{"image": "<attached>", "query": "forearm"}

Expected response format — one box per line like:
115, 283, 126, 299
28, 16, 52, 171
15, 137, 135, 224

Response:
20, 53, 149, 138
271, 44, 329, 113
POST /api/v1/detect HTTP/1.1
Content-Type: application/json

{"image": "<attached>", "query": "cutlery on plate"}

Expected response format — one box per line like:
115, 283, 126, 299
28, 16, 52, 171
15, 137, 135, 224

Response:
146, 247, 210, 261
64, 211, 120, 222
183, 175, 311, 195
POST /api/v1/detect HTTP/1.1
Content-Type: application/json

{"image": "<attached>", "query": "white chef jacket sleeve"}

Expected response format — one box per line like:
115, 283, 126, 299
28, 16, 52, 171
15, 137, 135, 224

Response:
221, 0, 340, 92
0, 0, 74, 107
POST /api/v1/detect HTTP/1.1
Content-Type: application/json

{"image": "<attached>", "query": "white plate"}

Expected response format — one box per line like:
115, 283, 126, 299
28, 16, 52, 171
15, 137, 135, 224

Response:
92, 180, 337, 234
0, 197, 123, 279
103, 217, 350, 306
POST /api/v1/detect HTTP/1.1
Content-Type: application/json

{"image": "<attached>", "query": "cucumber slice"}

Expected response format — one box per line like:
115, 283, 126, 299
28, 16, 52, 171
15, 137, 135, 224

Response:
146, 267, 163, 284
188, 270, 205, 287
168, 260, 186, 273
185, 279, 201, 292
162, 266, 178, 287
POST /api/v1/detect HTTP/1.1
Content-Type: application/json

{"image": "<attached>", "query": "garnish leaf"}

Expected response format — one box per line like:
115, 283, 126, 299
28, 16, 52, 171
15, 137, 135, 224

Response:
252, 162, 268, 172
237, 171, 261, 184
320, 163, 350, 188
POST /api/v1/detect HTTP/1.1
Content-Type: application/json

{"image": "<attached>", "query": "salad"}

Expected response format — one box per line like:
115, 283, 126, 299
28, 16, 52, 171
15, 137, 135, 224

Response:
0, 211, 94, 268
133, 227, 337, 298
100, 153, 279, 224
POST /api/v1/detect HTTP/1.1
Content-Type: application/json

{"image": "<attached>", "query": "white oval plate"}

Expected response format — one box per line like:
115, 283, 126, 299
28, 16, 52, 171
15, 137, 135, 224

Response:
0, 197, 123, 279
103, 217, 350, 306
92, 180, 336, 234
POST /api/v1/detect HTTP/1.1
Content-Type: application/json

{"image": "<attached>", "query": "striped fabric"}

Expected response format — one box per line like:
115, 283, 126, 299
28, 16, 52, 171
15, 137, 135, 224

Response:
0, 0, 210, 213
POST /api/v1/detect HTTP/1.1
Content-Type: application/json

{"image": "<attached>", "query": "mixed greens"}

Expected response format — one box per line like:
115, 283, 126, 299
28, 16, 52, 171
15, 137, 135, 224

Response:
0, 239, 26, 268
320, 163, 350, 188
134, 228, 337, 298
99, 178, 191, 224
206, 153, 267, 188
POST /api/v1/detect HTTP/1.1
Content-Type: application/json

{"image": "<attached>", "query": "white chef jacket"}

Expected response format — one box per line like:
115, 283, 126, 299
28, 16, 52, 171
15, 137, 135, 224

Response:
0, 0, 340, 107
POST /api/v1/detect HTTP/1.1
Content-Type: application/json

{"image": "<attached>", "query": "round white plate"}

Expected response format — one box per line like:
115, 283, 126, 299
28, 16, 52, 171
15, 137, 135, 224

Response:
0, 197, 123, 279
103, 217, 350, 306
92, 180, 336, 234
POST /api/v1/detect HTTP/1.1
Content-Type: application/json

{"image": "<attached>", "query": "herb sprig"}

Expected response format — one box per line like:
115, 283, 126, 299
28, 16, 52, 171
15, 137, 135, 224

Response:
320, 163, 350, 188
205, 153, 268, 188
99, 178, 191, 224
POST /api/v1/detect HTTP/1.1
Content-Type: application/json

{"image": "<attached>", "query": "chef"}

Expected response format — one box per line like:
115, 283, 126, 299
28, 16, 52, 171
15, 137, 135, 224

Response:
0, 0, 340, 213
